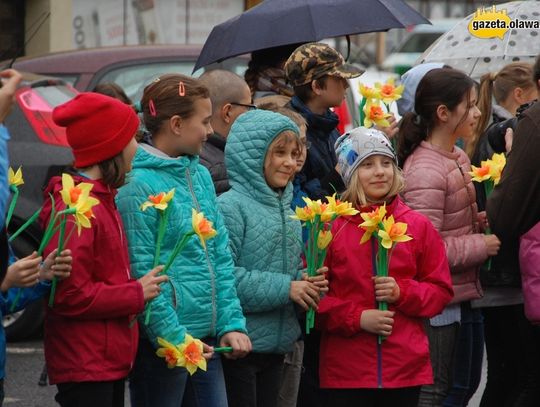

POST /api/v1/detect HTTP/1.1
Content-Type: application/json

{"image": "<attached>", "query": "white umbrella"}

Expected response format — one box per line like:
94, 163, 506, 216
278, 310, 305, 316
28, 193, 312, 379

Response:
418, 0, 540, 79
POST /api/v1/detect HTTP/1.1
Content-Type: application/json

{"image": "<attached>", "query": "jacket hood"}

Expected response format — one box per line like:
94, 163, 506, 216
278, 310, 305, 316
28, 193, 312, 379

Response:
131, 143, 200, 174
397, 63, 444, 116
225, 109, 299, 204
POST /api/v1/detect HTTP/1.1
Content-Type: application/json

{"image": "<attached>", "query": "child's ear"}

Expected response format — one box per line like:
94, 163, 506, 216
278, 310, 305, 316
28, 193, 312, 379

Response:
169, 115, 183, 135
311, 80, 323, 96
436, 104, 449, 123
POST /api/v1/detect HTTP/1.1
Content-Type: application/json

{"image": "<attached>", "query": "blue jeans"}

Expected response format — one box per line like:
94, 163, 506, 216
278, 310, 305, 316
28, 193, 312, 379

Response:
129, 337, 228, 407
443, 302, 484, 407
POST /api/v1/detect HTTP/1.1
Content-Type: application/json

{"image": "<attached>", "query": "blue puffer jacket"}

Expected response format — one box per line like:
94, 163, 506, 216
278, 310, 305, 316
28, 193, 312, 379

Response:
217, 110, 303, 354
116, 144, 246, 347
0, 247, 50, 379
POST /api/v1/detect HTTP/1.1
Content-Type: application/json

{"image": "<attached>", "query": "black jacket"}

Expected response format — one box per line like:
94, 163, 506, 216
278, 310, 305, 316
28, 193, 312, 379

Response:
288, 96, 344, 200
486, 101, 540, 287
199, 132, 230, 195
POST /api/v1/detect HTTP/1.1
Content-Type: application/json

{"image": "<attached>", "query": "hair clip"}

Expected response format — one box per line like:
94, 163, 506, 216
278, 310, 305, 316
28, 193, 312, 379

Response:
179, 81, 186, 97
152, 77, 161, 83
149, 99, 157, 117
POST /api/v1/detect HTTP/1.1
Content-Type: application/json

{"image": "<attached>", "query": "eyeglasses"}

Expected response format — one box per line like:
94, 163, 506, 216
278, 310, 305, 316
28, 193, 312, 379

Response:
300, 140, 312, 150
230, 102, 258, 111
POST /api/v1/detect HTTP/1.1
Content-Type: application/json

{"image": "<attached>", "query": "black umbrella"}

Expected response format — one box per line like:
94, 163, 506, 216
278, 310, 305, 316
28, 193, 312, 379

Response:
194, 0, 430, 71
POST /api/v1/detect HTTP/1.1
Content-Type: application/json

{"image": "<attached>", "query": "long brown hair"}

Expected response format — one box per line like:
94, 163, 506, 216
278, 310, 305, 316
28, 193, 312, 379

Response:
397, 68, 476, 165
140, 74, 209, 135
467, 62, 534, 157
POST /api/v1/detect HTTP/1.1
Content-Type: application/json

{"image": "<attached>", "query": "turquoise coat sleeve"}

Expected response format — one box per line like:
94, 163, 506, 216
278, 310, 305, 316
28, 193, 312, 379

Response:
202, 176, 247, 338
116, 180, 186, 346
218, 197, 293, 313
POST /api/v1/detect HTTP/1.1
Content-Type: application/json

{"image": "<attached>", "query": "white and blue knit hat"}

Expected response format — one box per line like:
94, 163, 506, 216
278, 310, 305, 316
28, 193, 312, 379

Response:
334, 127, 396, 186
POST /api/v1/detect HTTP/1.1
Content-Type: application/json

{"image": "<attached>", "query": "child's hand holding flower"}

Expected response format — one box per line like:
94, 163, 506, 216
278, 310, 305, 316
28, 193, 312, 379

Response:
1, 252, 41, 291
39, 249, 73, 281
360, 309, 395, 337
373, 276, 400, 304
303, 266, 329, 294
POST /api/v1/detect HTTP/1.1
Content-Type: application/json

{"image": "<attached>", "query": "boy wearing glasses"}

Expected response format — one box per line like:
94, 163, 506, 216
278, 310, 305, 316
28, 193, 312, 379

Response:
199, 70, 255, 195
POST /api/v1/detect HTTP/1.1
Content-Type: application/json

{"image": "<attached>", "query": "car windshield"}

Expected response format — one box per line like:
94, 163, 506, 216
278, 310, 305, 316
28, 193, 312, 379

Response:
97, 61, 195, 102
399, 33, 443, 53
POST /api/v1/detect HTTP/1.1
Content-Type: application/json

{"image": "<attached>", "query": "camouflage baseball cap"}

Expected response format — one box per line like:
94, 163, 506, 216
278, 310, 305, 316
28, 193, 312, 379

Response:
284, 42, 364, 87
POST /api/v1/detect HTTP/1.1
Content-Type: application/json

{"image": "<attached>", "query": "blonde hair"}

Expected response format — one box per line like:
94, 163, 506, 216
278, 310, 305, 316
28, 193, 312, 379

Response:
267, 130, 301, 155
341, 162, 405, 208
468, 62, 535, 157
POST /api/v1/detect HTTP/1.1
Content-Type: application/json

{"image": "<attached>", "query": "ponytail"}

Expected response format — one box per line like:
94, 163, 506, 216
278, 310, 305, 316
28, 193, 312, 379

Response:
397, 112, 428, 165
467, 72, 496, 157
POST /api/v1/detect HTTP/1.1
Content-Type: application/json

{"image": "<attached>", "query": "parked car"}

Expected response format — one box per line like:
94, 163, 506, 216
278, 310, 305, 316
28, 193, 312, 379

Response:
382, 19, 460, 75
3, 74, 75, 340
3, 45, 246, 103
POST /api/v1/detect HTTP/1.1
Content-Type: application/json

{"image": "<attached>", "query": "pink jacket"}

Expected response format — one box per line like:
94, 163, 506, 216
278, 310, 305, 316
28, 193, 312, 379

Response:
318, 197, 453, 389
402, 141, 487, 302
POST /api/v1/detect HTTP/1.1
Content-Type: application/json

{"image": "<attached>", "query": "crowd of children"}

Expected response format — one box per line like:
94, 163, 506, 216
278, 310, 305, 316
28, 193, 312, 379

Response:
0, 41, 539, 407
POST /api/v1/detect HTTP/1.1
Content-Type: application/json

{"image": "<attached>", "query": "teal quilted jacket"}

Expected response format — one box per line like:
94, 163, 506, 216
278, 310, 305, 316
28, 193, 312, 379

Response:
116, 144, 246, 347
217, 110, 303, 354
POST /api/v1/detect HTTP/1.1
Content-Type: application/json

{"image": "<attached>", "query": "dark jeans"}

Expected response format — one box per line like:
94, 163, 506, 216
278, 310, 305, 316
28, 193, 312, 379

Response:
129, 337, 228, 407
418, 322, 460, 407
297, 329, 322, 407
55, 379, 125, 407
480, 304, 540, 407
222, 352, 284, 407
324, 386, 421, 407
443, 303, 484, 407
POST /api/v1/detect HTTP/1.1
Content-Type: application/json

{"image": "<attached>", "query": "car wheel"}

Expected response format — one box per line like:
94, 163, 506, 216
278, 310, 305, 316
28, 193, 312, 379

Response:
3, 228, 44, 342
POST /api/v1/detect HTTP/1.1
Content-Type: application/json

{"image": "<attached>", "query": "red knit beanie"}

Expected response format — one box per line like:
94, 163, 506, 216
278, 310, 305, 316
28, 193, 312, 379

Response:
52, 92, 139, 168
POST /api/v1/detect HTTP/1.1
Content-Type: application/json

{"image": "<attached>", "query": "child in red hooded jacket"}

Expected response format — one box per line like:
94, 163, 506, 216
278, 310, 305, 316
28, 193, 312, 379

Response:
317, 127, 453, 407
40, 93, 167, 407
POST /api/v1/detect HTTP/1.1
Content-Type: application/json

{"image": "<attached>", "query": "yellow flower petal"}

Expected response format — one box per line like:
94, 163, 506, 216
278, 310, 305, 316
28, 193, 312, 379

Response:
8, 167, 24, 187
192, 209, 217, 248
317, 230, 333, 250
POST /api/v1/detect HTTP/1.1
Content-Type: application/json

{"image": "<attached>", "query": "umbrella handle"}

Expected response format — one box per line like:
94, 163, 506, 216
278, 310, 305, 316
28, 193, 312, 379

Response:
345, 35, 351, 61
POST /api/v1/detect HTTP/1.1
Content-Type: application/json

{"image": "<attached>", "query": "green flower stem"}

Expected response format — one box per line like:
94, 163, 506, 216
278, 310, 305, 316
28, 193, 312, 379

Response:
8, 207, 41, 242
376, 236, 389, 345
162, 233, 195, 274
214, 347, 233, 353
48, 214, 68, 307
145, 209, 170, 325
5, 187, 19, 230
483, 181, 494, 271
306, 216, 322, 334
359, 97, 367, 127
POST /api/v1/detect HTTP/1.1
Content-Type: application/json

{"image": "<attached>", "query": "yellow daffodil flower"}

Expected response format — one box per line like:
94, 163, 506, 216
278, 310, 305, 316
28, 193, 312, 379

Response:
192, 209, 217, 248
359, 83, 381, 100
177, 334, 207, 375
302, 197, 335, 222
156, 337, 184, 369
326, 194, 359, 217
58, 173, 100, 234
469, 163, 492, 183
374, 78, 404, 104
72, 195, 100, 235
59, 173, 93, 208
291, 205, 315, 222
156, 335, 207, 375
490, 153, 506, 185
8, 167, 24, 188
141, 189, 175, 211
359, 204, 387, 244
378, 215, 412, 249
317, 230, 333, 250
363, 101, 391, 128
